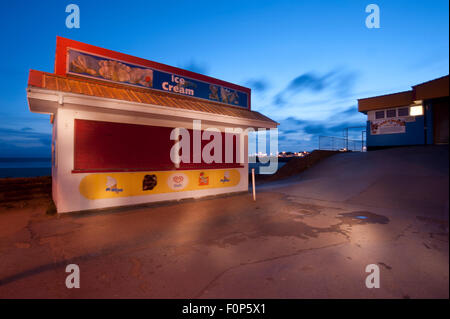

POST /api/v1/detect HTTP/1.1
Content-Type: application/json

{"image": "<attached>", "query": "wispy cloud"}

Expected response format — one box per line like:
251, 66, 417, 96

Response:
286, 73, 328, 92
245, 78, 270, 92
336, 105, 358, 117
273, 68, 359, 107
179, 59, 209, 75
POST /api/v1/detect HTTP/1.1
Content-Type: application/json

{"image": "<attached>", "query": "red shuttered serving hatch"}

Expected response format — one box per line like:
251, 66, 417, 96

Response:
74, 119, 243, 173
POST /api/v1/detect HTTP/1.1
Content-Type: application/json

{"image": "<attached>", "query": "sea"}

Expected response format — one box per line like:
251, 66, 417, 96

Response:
0, 158, 52, 178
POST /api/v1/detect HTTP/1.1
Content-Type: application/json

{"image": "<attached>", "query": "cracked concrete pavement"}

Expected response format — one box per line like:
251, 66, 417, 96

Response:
0, 146, 448, 298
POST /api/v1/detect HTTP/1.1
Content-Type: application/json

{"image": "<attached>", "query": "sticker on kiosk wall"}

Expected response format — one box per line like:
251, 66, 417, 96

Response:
167, 173, 188, 191
198, 171, 209, 186
79, 169, 241, 200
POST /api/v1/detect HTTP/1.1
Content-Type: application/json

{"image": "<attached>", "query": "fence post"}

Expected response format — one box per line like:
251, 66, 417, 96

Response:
345, 128, 349, 151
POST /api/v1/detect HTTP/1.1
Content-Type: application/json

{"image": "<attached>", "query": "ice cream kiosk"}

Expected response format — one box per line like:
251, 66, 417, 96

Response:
27, 37, 277, 213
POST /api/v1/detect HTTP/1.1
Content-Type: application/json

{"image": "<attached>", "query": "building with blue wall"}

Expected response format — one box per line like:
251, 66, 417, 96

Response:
358, 75, 449, 150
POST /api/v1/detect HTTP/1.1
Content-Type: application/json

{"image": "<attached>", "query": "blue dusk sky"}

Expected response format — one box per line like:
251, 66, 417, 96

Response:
0, 0, 448, 156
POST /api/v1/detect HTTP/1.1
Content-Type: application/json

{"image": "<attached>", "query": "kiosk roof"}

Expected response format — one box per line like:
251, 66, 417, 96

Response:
28, 69, 277, 126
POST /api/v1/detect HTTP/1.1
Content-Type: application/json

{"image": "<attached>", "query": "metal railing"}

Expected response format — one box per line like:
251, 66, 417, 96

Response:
318, 136, 366, 152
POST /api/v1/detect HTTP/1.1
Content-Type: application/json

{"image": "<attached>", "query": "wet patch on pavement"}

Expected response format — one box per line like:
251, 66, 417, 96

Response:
285, 202, 324, 218
209, 195, 397, 248
213, 220, 343, 247
219, 232, 248, 246
211, 195, 352, 248
337, 211, 389, 225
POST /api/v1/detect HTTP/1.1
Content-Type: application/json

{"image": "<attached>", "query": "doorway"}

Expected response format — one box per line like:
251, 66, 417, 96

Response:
433, 97, 449, 144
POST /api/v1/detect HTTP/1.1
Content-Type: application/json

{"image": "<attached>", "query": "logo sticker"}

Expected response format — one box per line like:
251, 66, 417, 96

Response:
167, 173, 189, 190
105, 176, 123, 193
220, 171, 231, 183
143, 174, 157, 191
199, 172, 209, 186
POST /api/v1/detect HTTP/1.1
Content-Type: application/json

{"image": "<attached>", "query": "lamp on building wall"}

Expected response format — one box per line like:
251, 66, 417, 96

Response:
410, 105, 424, 116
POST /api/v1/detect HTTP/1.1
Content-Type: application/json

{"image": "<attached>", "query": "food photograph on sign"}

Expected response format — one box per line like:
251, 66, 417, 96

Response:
370, 118, 407, 135
0, 0, 449, 313
68, 49, 154, 88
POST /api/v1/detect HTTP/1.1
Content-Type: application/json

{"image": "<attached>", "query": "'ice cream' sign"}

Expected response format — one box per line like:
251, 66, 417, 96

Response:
67, 49, 249, 108
162, 75, 194, 96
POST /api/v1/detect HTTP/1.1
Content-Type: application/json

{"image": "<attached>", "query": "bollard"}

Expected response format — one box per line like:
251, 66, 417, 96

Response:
251, 168, 256, 201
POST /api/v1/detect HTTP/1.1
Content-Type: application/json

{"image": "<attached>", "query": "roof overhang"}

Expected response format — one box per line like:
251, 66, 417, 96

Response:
27, 87, 277, 130
358, 75, 449, 113
412, 75, 449, 101
358, 90, 414, 113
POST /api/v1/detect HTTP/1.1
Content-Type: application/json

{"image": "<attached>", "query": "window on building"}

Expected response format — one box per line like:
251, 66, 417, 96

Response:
410, 105, 424, 116
397, 107, 409, 117
386, 109, 396, 118
375, 110, 385, 119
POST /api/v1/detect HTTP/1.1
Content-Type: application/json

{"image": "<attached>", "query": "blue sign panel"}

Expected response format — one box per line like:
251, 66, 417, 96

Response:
67, 49, 249, 108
